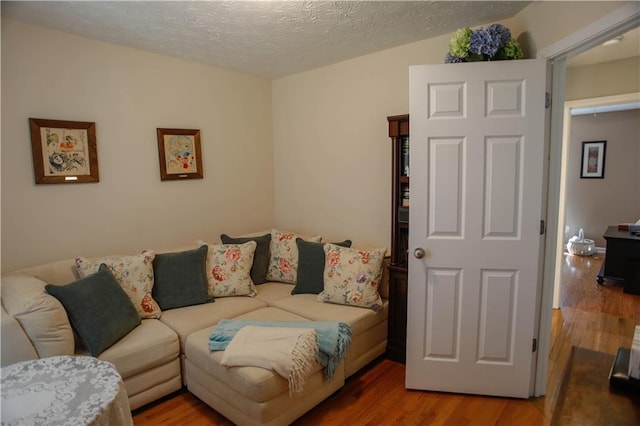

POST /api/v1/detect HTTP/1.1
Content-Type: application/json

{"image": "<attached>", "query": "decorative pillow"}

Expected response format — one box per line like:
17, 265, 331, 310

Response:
292, 239, 352, 295
76, 251, 161, 319
152, 245, 211, 310
1, 274, 74, 358
266, 229, 321, 284
317, 244, 386, 311
45, 264, 141, 357
197, 240, 257, 297
220, 233, 271, 284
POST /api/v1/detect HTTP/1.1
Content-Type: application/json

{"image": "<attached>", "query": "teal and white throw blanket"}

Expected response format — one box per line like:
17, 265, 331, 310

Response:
209, 319, 352, 379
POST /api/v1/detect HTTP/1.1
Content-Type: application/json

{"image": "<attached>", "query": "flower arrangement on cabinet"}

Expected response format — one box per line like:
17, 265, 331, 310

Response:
445, 23, 524, 63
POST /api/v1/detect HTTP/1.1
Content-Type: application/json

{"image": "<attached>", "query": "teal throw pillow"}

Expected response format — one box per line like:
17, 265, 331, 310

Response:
152, 245, 211, 310
45, 263, 141, 357
220, 233, 271, 284
292, 238, 352, 295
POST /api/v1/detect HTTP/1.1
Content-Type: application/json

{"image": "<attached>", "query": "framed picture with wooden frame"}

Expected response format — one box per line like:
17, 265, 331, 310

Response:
29, 118, 99, 184
156, 128, 203, 181
580, 140, 606, 179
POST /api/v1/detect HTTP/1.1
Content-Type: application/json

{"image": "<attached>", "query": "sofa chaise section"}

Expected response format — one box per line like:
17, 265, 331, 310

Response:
158, 296, 269, 384
184, 307, 346, 426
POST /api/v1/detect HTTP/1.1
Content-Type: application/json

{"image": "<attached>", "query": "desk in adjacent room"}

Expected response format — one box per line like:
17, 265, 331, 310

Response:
597, 226, 640, 295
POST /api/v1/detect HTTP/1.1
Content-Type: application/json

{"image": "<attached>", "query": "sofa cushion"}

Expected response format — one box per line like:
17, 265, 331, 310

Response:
76, 251, 161, 319
266, 229, 321, 284
292, 239, 352, 295
317, 244, 385, 311
45, 264, 141, 357
159, 297, 268, 350
185, 307, 315, 402
1, 274, 74, 358
271, 294, 388, 336
1, 304, 38, 366
254, 282, 295, 305
271, 296, 389, 378
198, 240, 257, 298
152, 246, 211, 310
220, 233, 271, 284
97, 319, 180, 380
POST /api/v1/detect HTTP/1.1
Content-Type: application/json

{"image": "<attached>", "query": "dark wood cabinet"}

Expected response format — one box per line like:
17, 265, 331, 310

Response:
598, 226, 640, 295
386, 114, 409, 363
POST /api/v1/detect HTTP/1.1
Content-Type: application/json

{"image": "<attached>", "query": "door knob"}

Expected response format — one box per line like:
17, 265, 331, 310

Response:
414, 248, 425, 259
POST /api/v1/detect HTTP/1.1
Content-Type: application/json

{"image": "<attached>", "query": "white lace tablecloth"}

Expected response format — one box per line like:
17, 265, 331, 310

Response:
1, 356, 133, 426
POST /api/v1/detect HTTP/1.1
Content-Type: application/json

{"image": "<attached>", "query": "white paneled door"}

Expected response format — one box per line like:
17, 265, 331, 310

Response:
406, 59, 546, 398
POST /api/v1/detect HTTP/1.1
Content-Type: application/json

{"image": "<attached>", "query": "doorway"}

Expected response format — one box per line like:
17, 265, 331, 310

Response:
554, 91, 640, 309
535, 3, 640, 396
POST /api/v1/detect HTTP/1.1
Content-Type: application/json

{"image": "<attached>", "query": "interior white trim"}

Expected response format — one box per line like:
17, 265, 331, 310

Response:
534, 3, 640, 397
571, 102, 640, 116
539, 2, 640, 61
566, 93, 640, 112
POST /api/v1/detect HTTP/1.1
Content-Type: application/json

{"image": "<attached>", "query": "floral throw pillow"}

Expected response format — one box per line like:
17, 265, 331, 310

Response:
197, 240, 257, 297
317, 244, 385, 311
265, 229, 321, 284
75, 250, 161, 319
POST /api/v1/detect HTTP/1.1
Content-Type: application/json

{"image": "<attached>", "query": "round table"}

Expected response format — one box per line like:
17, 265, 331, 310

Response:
1, 356, 133, 426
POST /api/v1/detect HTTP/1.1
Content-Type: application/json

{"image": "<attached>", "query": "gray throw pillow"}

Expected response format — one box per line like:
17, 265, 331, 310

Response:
152, 245, 211, 310
220, 233, 271, 284
45, 264, 141, 357
292, 238, 352, 295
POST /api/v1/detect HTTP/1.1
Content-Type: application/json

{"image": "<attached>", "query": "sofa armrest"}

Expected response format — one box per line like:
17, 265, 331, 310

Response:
1, 302, 38, 366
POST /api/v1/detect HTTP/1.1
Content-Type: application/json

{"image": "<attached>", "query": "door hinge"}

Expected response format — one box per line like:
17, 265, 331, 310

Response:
532, 338, 538, 352
545, 92, 551, 109
540, 220, 546, 235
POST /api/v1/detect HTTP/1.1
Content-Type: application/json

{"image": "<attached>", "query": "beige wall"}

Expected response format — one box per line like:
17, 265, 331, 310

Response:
565, 109, 640, 247
271, 32, 451, 249
271, 1, 627, 252
1, 19, 275, 272
566, 56, 640, 101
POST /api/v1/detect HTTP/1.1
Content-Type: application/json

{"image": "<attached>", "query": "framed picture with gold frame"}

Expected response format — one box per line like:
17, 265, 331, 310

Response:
156, 128, 203, 181
29, 118, 99, 184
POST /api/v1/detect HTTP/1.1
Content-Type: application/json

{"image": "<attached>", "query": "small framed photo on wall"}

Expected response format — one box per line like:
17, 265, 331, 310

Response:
580, 140, 606, 179
29, 118, 99, 184
156, 128, 203, 181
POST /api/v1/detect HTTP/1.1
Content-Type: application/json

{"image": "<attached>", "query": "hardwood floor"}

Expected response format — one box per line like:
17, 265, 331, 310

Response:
133, 253, 639, 425
534, 253, 639, 421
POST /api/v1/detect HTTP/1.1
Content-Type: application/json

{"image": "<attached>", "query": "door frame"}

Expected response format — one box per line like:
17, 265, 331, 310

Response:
535, 3, 640, 396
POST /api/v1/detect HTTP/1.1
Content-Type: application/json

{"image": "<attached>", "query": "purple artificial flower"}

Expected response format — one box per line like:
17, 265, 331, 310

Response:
445, 52, 464, 63
445, 23, 520, 64
487, 24, 511, 47
470, 28, 500, 57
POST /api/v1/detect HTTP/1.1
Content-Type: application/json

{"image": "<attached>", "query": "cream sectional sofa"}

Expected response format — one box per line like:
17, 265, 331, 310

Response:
1, 232, 389, 425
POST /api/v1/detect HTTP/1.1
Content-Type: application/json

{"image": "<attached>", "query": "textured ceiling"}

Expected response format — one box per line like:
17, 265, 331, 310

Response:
2, 1, 532, 78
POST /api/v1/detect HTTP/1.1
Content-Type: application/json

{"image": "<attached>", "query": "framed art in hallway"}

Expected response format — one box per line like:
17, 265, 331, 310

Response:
580, 140, 606, 179
156, 128, 203, 181
29, 118, 99, 184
